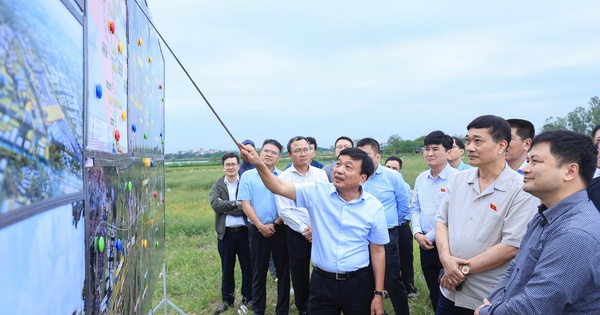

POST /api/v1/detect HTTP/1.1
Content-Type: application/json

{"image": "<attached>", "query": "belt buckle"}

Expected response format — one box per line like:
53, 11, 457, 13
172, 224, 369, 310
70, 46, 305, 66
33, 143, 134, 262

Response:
335, 272, 348, 280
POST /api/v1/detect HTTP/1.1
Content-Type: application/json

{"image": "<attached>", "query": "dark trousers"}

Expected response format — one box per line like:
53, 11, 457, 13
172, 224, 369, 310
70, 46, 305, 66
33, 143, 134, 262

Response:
309, 267, 373, 314
248, 224, 290, 315
436, 294, 475, 315
384, 228, 410, 315
420, 245, 443, 311
217, 226, 253, 304
286, 225, 311, 314
397, 221, 416, 294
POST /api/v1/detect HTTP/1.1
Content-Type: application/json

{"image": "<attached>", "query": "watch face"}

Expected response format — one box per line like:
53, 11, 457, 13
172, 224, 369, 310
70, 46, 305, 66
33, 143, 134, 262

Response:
461, 265, 470, 275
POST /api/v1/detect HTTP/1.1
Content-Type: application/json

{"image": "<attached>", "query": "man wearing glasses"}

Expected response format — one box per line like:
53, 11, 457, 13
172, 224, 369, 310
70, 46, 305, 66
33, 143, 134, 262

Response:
276, 136, 328, 315
238, 139, 290, 315
505, 119, 535, 174
209, 153, 253, 314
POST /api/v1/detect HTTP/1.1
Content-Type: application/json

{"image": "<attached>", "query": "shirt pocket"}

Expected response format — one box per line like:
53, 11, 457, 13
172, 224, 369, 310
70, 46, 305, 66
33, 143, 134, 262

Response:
474, 211, 504, 245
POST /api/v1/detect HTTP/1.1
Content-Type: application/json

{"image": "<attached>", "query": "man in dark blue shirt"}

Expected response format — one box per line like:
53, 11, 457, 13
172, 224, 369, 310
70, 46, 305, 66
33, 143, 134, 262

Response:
475, 130, 600, 315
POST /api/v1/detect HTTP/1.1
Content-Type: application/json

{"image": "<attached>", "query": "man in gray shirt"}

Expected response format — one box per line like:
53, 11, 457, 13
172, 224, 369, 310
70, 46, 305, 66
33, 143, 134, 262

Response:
435, 115, 538, 314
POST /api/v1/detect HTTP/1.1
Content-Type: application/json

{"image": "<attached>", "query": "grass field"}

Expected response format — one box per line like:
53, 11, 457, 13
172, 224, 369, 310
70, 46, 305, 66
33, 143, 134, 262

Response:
155, 154, 438, 314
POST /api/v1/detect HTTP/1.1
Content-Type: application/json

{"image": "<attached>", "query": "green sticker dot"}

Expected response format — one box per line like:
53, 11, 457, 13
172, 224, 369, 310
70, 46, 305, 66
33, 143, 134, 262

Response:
98, 236, 105, 253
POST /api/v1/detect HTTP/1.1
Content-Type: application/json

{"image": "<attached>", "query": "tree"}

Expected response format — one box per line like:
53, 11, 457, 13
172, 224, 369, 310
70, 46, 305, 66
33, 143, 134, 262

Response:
542, 96, 600, 135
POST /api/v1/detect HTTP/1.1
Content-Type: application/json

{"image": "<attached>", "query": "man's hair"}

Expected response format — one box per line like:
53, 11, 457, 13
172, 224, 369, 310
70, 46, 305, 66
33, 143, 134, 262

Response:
507, 118, 535, 140
335, 136, 354, 147
592, 124, 600, 138
306, 136, 317, 149
286, 136, 310, 153
532, 130, 597, 187
452, 136, 466, 150
338, 147, 374, 178
467, 115, 511, 144
262, 139, 283, 154
356, 137, 381, 154
424, 130, 453, 150
385, 156, 403, 169
221, 152, 240, 164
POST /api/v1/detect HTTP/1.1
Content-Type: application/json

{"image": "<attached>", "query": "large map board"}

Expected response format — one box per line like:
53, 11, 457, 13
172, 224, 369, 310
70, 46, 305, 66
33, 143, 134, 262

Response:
0, 0, 166, 314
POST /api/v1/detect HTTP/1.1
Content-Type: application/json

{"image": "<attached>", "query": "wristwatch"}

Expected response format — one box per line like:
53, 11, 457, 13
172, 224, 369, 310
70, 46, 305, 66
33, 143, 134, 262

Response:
373, 290, 387, 298
460, 265, 470, 276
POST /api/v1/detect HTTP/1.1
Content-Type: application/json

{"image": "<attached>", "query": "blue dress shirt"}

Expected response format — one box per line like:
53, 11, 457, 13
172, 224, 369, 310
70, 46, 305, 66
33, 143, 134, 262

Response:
295, 181, 389, 273
480, 190, 600, 315
237, 168, 282, 224
411, 164, 458, 242
361, 165, 411, 228
456, 161, 473, 171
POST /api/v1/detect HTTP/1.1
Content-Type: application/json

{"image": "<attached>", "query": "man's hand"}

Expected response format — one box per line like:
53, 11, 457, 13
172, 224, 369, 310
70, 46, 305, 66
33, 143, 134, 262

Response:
257, 223, 275, 237
415, 233, 434, 250
370, 295, 384, 315
474, 298, 491, 315
439, 253, 469, 290
238, 142, 262, 166
303, 226, 312, 242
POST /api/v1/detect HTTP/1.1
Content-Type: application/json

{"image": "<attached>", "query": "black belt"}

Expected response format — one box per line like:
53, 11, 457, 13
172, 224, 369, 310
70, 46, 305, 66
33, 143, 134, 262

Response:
313, 266, 367, 280
226, 226, 247, 232
400, 220, 410, 225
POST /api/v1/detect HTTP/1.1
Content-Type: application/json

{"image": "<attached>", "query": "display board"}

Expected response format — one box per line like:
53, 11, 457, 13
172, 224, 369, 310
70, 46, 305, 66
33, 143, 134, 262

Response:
86, 0, 129, 153
0, 0, 84, 215
0, 0, 166, 314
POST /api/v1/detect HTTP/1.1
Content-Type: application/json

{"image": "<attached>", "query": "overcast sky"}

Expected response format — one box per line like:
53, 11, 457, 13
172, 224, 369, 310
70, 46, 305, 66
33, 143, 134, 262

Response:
146, 0, 600, 153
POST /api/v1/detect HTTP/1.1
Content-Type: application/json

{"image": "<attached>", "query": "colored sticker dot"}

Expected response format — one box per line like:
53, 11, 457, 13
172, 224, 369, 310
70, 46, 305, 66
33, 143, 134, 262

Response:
121, 110, 126, 120
95, 84, 103, 99
144, 133, 148, 140
132, 124, 137, 133
138, 37, 143, 46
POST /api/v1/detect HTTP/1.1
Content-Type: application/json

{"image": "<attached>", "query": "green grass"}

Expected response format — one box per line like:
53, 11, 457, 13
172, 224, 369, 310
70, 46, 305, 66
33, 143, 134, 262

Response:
155, 155, 453, 314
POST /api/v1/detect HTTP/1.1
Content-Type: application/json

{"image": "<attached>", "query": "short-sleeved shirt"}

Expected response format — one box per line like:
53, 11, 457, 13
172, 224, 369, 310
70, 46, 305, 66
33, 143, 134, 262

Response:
237, 168, 282, 224
276, 165, 328, 234
436, 164, 538, 310
411, 164, 458, 242
361, 165, 410, 229
295, 181, 389, 273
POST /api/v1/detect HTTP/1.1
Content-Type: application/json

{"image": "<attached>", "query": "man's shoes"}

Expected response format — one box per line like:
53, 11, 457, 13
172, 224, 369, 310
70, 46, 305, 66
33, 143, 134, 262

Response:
214, 302, 229, 314
242, 298, 253, 311
408, 292, 418, 300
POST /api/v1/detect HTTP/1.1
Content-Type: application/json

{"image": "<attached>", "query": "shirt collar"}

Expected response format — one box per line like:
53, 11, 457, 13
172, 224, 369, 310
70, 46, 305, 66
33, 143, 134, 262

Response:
331, 184, 366, 203
223, 175, 239, 185
539, 190, 589, 225
466, 162, 513, 192
428, 163, 453, 180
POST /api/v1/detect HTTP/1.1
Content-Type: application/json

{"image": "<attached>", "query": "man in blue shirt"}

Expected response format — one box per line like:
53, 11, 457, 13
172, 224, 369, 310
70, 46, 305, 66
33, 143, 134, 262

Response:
357, 138, 411, 315
449, 137, 473, 171
239, 144, 389, 315
475, 130, 600, 315
411, 131, 458, 312
505, 119, 534, 174
238, 139, 290, 315
384, 156, 418, 301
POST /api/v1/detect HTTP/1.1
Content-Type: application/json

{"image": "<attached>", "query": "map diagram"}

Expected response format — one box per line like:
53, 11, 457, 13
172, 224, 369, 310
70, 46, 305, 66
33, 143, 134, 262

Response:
0, 0, 84, 214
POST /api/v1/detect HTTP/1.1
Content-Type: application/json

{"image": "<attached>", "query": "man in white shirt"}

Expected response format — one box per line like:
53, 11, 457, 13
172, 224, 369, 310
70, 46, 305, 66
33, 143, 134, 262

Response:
276, 136, 328, 315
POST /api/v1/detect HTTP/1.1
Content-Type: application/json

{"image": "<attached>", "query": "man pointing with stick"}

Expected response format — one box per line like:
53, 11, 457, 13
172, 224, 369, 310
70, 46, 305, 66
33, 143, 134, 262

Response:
239, 142, 389, 315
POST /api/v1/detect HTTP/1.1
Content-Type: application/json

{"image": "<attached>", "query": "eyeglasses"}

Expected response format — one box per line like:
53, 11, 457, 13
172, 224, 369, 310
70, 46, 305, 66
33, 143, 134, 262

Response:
262, 149, 279, 156
224, 163, 239, 168
292, 148, 311, 155
422, 146, 443, 152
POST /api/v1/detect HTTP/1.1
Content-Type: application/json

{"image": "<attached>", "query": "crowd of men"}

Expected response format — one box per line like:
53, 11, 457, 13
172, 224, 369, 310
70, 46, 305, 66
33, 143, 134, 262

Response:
208, 114, 600, 315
